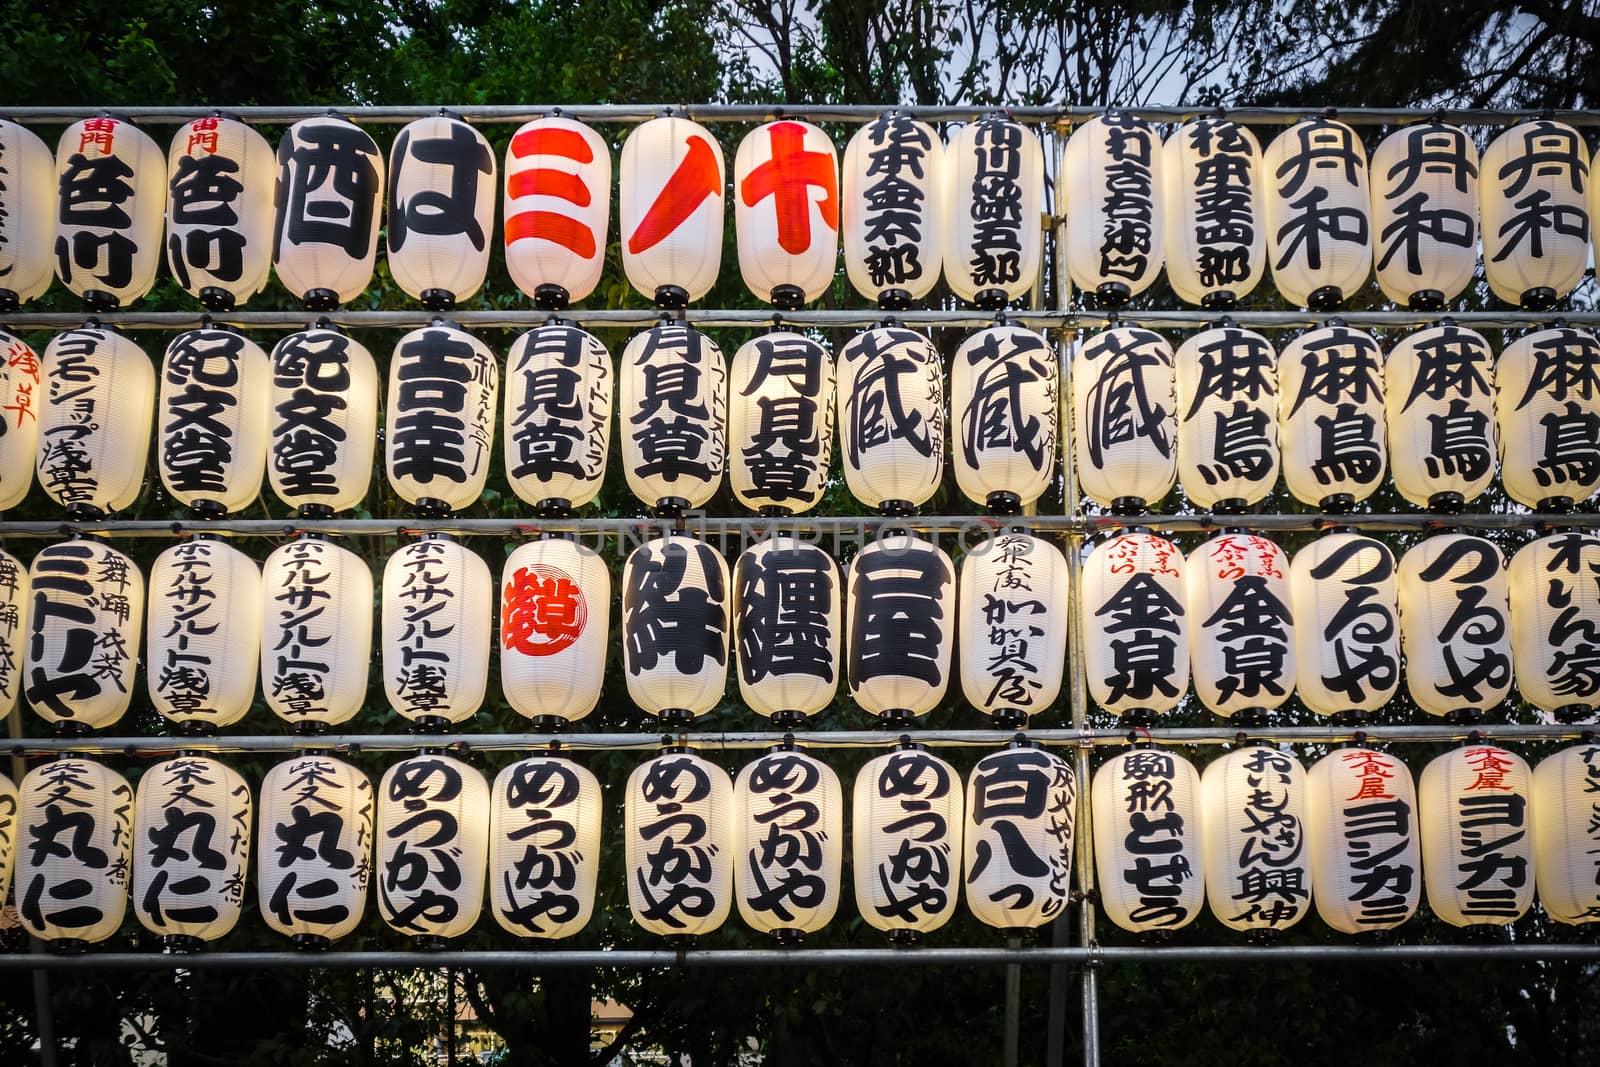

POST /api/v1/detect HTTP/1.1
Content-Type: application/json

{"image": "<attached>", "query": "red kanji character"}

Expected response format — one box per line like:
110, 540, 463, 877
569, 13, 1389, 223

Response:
186, 117, 221, 156
502, 564, 588, 656
77, 117, 118, 155
738, 121, 837, 255
629, 132, 721, 255
505, 125, 598, 257
1464, 747, 1516, 791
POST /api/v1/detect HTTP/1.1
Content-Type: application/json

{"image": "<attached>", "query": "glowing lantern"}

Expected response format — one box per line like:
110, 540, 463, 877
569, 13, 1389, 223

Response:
0, 771, 15, 906
847, 533, 955, 723
503, 324, 612, 512
964, 746, 1075, 930
1495, 327, 1600, 511
387, 115, 495, 308
1278, 325, 1387, 509
146, 538, 262, 729
0, 329, 42, 510
1186, 533, 1295, 719
1081, 532, 1188, 719
36, 327, 154, 518
0, 120, 57, 308
734, 747, 843, 938
1396, 534, 1513, 719
942, 115, 1044, 307
1263, 117, 1371, 309
1384, 324, 1497, 509
1161, 117, 1266, 308
15, 758, 132, 944
54, 116, 164, 308
951, 325, 1057, 512
133, 755, 251, 942
842, 112, 944, 305
1371, 122, 1479, 308
734, 537, 841, 725
619, 115, 725, 307
504, 116, 610, 308
1480, 121, 1591, 308
855, 747, 963, 937
260, 538, 372, 730
272, 116, 383, 309
0, 548, 27, 719
625, 750, 735, 936
1201, 745, 1311, 933
1531, 743, 1600, 924
1419, 745, 1534, 926
735, 120, 838, 308
166, 115, 275, 310
622, 535, 729, 724
836, 326, 943, 513
258, 754, 373, 943
381, 538, 492, 726
25, 539, 143, 731
958, 531, 1069, 724
384, 323, 499, 514
1289, 533, 1400, 718
1173, 326, 1279, 510
1509, 532, 1600, 720
157, 327, 271, 516
1307, 747, 1421, 933
267, 328, 379, 515
500, 536, 610, 728
1062, 111, 1165, 305
619, 323, 726, 513
1092, 748, 1203, 933
490, 755, 603, 939
728, 332, 834, 515
1072, 326, 1176, 511
376, 754, 490, 940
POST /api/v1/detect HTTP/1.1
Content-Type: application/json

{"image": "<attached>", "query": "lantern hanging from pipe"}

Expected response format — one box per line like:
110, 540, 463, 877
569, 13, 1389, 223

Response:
0, 330, 42, 510
1307, 747, 1421, 933
1062, 111, 1165, 306
1263, 116, 1372, 309
272, 116, 383, 310
1278, 324, 1387, 510
500, 536, 610, 729
166, 115, 275, 310
1289, 532, 1400, 719
1509, 531, 1600, 721
619, 115, 725, 308
386, 114, 495, 309
504, 116, 610, 309
836, 326, 943, 514
1092, 747, 1204, 934
1201, 745, 1310, 933
54, 116, 165, 309
942, 114, 1044, 308
15, 757, 132, 944
1370, 122, 1479, 309
1185, 533, 1295, 720
376, 753, 490, 940
25, 539, 143, 732
266, 327, 378, 516
503, 324, 612, 513
622, 535, 729, 726
854, 746, 963, 939
1495, 327, 1600, 512
260, 538, 372, 730
958, 530, 1069, 726
734, 537, 841, 727
1396, 534, 1513, 719
625, 749, 735, 936
36, 327, 154, 518
842, 111, 944, 306
146, 538, 262, 729
1480, 120, 1591, 309
1384, 324, 1497, 510
0, 771, 15, 907
1531, 743, 1600, 924
1161, 116, 1266, 308
1173, 325, 1279, 511
384, 323, 499, 515
1072, 326, 1176, 512
846, 533, 955, 724
157, 327, 271, 517
0, 548, 27, 720
1418, 745, 1534, 926
734, 747, 843, 939
132, 755, 251, 943
735, 120, 838, 309
619, 323, 726, 514
490, 755, 603, 939
728, 332, 834, 515
381, 537, 492, 728
964, 745, 1075, 930
0, 119, 55, 308
257, 753, 373, 944
1081, 532, 1189, 722
951, 325, 1057, 513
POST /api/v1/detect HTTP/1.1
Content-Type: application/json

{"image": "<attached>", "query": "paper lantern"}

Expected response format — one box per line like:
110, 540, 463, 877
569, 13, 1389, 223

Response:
735, 120, 838, 308
842, 112, 944, 305
381, 537, 492, 726
1081, 532, 1189, 719
1418, 745, 1534, 926
1201, 745, 1311, 933
132, 755, 251, 942
36, 327, 154, 517
1161, 117, 1266, 308
490, 755, 602, 939
847, 533, 955, 721
272, 116, 383, 308
728, 332, 834, 515
854, 747, 963, 937
1397, 534, 1513, 718
376, 754, 490, 939
258, 754, 373, 942
165, 115, 275, 310
15, 758, 132, 943
1289, 533, 1400, 717
0, 329, 42, 509
1480, 120, 1591, 308
734, 537, 841, 723
1307, 747, 1421, 933
145, 538, 262, 728
1185, 533, 1295, 719
958, 531, 1069, 723
1509, 531, 1600, 719
625, 750, 735, 936
503, 324, 612, 511
619, 115, 725, 307
1092, 748, 1203, 933
1062, 112, 1165, 304
964, 746, 1075, 930
25, 539, 143, 731
622, 535, 729, 722
1495, 327, 1600, 511
1072, 326, 1176, 510
836, 326, 943, 512
260, 538, 372, 729
385, 115, 495, 308
1531, 743, 1600, 923
384, 323, 499, 513
734, 748, 843, 937
951, 325, 1057, 511
500, 536, 610, 727
267, 328, 378, 515
0, 771, 15, 906
1174, 326, 1279, 509
1371, 122, 1479, 308
1384, 324, 1497, 508
619, 323, 726, 512
1278, 325, 1387, 508
0, 548, 27, 719
54, 117, 164, 308
942, 115, 1045, 307
0, 119, 57, 307
504, 116, 610, 308
1263, 117, 1371, 308
157, 327, 271, 515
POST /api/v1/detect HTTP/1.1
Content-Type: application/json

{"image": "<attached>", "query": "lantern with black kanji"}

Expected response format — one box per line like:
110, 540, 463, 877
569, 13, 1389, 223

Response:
1201, 745, 1311, 933
376, 753, 490, 940
267, 327, 379, 516
146, 538, 262, 729
1278, 324, 1387, 510
1062, 111, 1165, 305
15, 757, 132, 944
1480, 120, 1591, 308
734, 537, 841, 726
626, 750, 735, 936
1371, 122, 1479, 309
842, 112, 944, 306
0, 330, 41, 509
1093, 748, 1204, 933
728, 332, 834, 515
1186, 533, 1295, 720
1419, 745, 1534, 926
166, 115, 275, 310
1174, 325, 1279, 510
1081, 532, 1189, 721
1289, 532, 1400, 718
855, 746, 963, 938
133, 755, 251, 943
272, 116, 384, 309
1495, 327, 1600, 512
1385, 324, 1497, 509
0, 119, 57, 308
490, 755, 603, 939
735, 747, 843, 938
0, 771, 15, 906
257, 754, 373, 943
958, 531, 1068, 725
619, 323, 726, 514
385, 323, 498, 515
964, 746, 1075, 930
951, 325, 1057, 512
1397, 534, 1513, 719
1161, 117, 1266, 308
622, 535, 729, 725
381, 538, 492, 727
386, 115, 495, 309
0, 548, 27, 720
1308, 747, 1421, 933
1532, 743, 1600, 924
36, 327, 154, 518
1509, 531, 1600, 721
504, 116, 610, 309
25, 539, 143, 732
942, 115, 1044, 308
847, 533, 955, 724
619, 115, 725, 308
158, 327, 271, 517
1263, 116, 1371, 309
54, 116, 165, 309
500, 536, 610, 728
503, 323, 613, 513
836, 326, 943, 513
1072, 326, 1176, 512
259, 538, 372, 730
735, 120, 838, 309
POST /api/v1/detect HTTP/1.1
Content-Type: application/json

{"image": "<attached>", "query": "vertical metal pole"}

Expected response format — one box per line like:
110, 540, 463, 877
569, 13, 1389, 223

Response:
8, 700, 56, 1067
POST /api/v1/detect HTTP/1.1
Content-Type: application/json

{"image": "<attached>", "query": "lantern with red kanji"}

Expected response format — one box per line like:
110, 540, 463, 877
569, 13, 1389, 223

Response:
1185, 533, 1295, 720
1308, 747, 1421, 933
1419, 745, 1534, 926
735, 120, 839, 309
166, 116, 275, 310
500, 536, 610, 728
54, 116, 165, 309
0, 330, 42, 510
1080, 532, 1189, 721
504, 116, 610, 309
619, 116, 725, 308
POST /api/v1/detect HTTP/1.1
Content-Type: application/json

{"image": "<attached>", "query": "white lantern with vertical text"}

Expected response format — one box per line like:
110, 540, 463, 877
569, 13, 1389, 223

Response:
0, 120, 55, 307
1162, 117, 1266, 308
1186, 533, 1295, 719
25, 539, 143, 731
619, 116, 725, 306
146, 538, 262, 728
1495, 327, 1600, 511
855, 747, 963, 936
1307, 747, 1421, 933
951, 325, 1057, 511
1509, 532, 1600, 719
260, 538, 372, 729
958, 531, 1069, 722
964, 746, 1075, 930
385, 324, 499, 513
54, 117, 165, 307
36, 327, 154, 516
1278, 325, 1387, 508
1174, 326, 1279, 509
626, 750, 735, 936
1202, 745, 1311, 933
272, 116, 384, 308
1081, 533, 1189, 718
386, 115, 495, 306
728, 332, 834, 514
1289, 533, 1400, 717
381, 538, 492, 725
1384, 324, 1497, 508
734, 537, 841, 722
257, 754, 373, 942
158, 328, 271, 515
847, 534, 955, 720
842, 112, 944, 304
1093, 748, 1204, 933
619, 324, 726, 511
734, 748, 843, 937
622, 535, 730, 721
0, 548, 27, 720
166, 115, 275, 309
1062, 112, 1165, 303
0, 330, 42, 509
15, 758, 132, 943
942, 115, 1044, 307
1072, 326, 1177, 510
504, 116, 610, 307
1480, 121, 1591, 308
1396, 534, 1513, 718
490, 755, 603, 939
1531, 744, 1600, 924
1263, 117, 1372, 308
503, 324, 612, 510
1371, 122, 1479, 308
1419, 745, 1534, 926
836, 326, 943, 511
376, 753, 490, 939
267, 328, 379, 514
133, 755, 251, 941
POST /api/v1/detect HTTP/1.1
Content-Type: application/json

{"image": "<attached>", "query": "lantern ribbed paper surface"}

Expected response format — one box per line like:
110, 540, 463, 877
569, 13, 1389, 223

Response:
942, 115, 1044, 307
619, 116, 724, 305
1081, 533, 1189, 718
258, 754, 373, 942
951, 325, 1057, 511
1495, 327, 1600, 511
54, 117, 165, 307
133, 755, 251, 941
964, 747, 1075, 930
267, 328, 379, 514
376, 754, 490, 940
1396, 534, 1513, 718
958, 531, 1069, 721
0, 771, 15, 908
166, 116, 275, 309
490, 755, 603, 939
381, 538, 492, 725
1062, 112, 1165, 303
503, 324, 612, 510
1174, 326, 1279, 509
1072, 327, 1176, 509
1186, 533, 1295, 718
16, 758, 132, 943
1278, 325, 1387, 508
25, 539, 143, 730
386, 115, 495, 307
0, 119, 56, 307
619, 324, 726, 511
504, 117, 610, 307
385, 324, 499, 512
0, 548, 27, 720
1307, 748, 1421, 933
1509, 531, 1600, 718
260, 538, 372, 728
734, 537, 841, 721
1289, 533, 1400, 717
854, 748, 963, 935
1092, 748, 1204, 933
1161, 117, 1266, 308
0, 330, 42, 510
146, 538, 262, 728
734, 748, 842, 937
842, 112, 944, 304
1419, 746, 1534, 927
1370, 122, 1479, 308
735, 120, 838, 306
626, 751, 734, 936
158, 327, 271, 515
1263, 117, 1372, 308
272, 117, 383, 307
847, 533, 955, 720
1480, 121, 1591, 307
500, 536, 610, 726
836, 326, 943, 511
728, 332, 834, 514
36, 327, 154, 516
1384, 324, 1497, 508
622, 535, 729, 720
1202, 745, 1310, 932
1531, 744, 1600, 924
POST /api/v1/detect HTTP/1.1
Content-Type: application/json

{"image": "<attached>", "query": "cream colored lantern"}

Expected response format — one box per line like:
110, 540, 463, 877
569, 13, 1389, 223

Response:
1092, 747, 1204, 933
619, 115, 725, 307
854, 746, 963, 938
387, 115, 496, 308
376, 753, 490, 940
951, 325, 1057, 512
1081, 532, 1189, 720
133, 755, 251, 942
54, 116, 165, 308
1202, 745, 1311, 933
166, 115, 275, 309
1174, 326, 1279, 510
500, 536, 610, 728
625, 750, 735, 936
490, 755, 603, 939
734, 747, 843, 938
381, 537, 492, 726
257, 754, 373, 943
272, 116, 384, 309
36, 327, 154, 517
504, 116, 611, 308
1072, 326, 1176, 511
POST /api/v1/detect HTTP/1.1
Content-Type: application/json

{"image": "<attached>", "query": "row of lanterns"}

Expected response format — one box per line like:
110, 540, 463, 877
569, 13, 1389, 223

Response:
3, 317, 1598, 521
3, 110, 1595, 314
3, 738, 1597, 948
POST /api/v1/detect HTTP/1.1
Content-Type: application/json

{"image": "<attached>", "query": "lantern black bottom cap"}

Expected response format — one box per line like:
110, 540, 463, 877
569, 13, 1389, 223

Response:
1408, 290, 1445, 311
1200, 290, 1236, 310
1318, 493, 1356, 515
1539, 496, 1576, 515
1428, 492, 1465, 514
1109, 497, 1147, 517
296, 503, 336, 520
1095, 282, 1131, 308
1520, 287, 1559, 311
533, 284, 570, 311
301, 289, 339, 312
1210, 498, 1248, 516
991, 708, 1028, 730
53, 720, 92, 738
0, 289, 18, 313
1119, 710, 1157, 731
876, 500, 914, 519
769, 710, 808, 729
1554, 706, 1595, 725
770, 284, 804, 310
972, 288, 1009, 310
770, 929, 805, 947
46, 939, 90, 955
528, 715, 570, 733
175, 719, 218, 738
985, 491, 1023, 517
63, 504, 106, 523
879, 710, 918, 730
877, 289, 913, 311
293, 934, 332, 951
887, 929, 921, 946
420, 289, 457, 311
657, 709, 695, 729
293, 720, 330, 737
81, 289, 120, 313
653, 285, 689, 311
653, 497, 691, 519
413, 498, 453, 520
198, 287, 236, 312
1306, 286, 1344, 311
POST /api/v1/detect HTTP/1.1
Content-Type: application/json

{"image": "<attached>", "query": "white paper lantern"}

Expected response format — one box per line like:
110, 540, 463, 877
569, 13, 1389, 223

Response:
1201, 745, 1311, 933
958, 531, 1069, 723
504, 116, 610, 308
942, 115, 1044, 307
619, 116, 725, 306
964, 746, 1075, 930
146, 538, 262, 728
1371, 122, 1479, 308
260, 538, 372, 729
500, 536, 610, 727
951, 325, 1057, 511
1397, 534, 1513, 718
165, 115, 275, 309
0, 120, 58, 307
1081, 532, 1189, 718
622, 535, 729, 722
1307, 747, 1421, 933
1092, 747, 1204, 933
1185, 533, 1295, 719
54, 117, 164, 308
272, 116, 384, 308
728, 332, 833, 515
15, 757, 132, 943
836, 326, 943, 512
734, 748, 843, 937
734, 537, 841, 723
376, 753, 490, 940
842, 112, 944, 304
157, 327, 271, 515
0, 329, 42, 510
1384, 324, 1497, 508
1495, 327, 1600, 511
1062, 112, 1165, 304
1072, 326, 1177, 510
1289, 533, 1400, 717
0, 771, 16, 907
1418, 745, 1534, 926
490, 755, 603, 939
735, 120, 838, 307
1174, 326, 1279, 509
619, 324, 726, 512
1278, 325, 1387, 508
1264, 117, 1372, 309
36, 327, 154, 517
133, 755, 251, 941
257, 754, 373, 942
625, 750, 734, 936
381, 538, 492, 725
1481, 120, 1591, 308
385, 115, 495, 308
1531, 743, 1600, 924
25, 539, 143, 731
1161, 117, 1266, 308
854, 747, 963, 936
503, 324, 612, 511
847, 533, 955, 721
385, 324, 499, 513
267, 328, 379, 515
1509, 531, 1600, 719
0, 548, 28, 719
